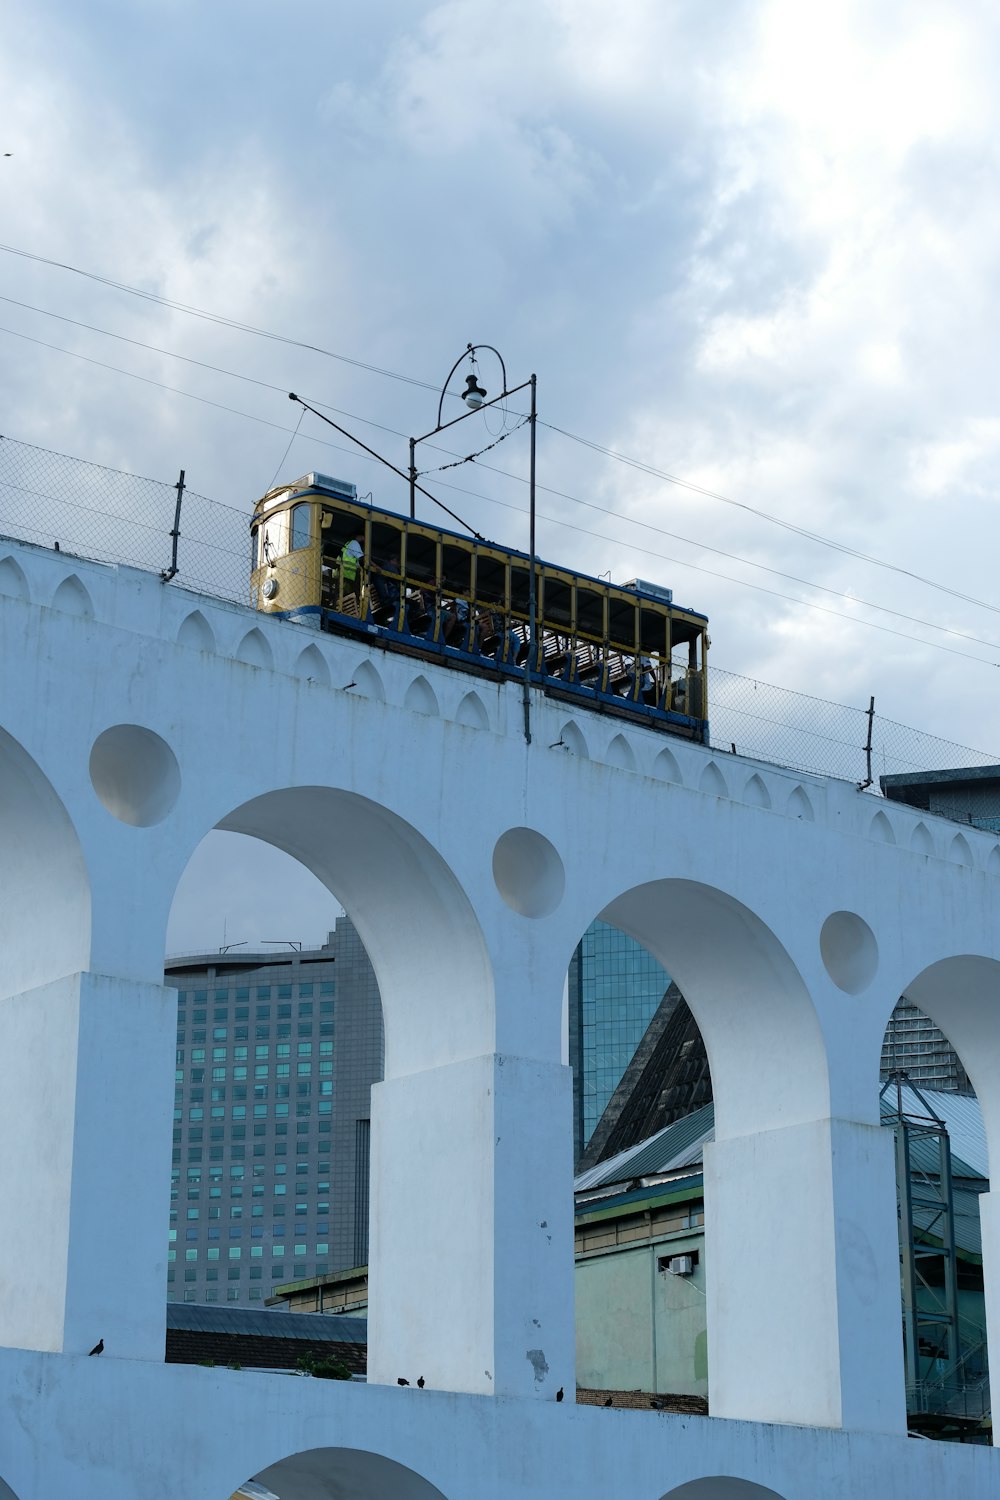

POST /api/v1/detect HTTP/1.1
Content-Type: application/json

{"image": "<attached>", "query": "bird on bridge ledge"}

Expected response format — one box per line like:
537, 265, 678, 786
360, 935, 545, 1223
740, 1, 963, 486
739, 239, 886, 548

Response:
88, 1339, 104, 1356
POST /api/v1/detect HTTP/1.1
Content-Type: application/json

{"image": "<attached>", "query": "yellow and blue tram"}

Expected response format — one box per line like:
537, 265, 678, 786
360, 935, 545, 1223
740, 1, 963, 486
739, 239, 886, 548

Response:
250, 472, 709, 741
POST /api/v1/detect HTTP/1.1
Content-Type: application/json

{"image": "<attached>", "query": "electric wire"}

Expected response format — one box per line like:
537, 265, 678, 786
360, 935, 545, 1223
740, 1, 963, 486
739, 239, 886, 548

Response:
540, 421, 1000, 621
3, 239, 997, 624
0, 243, 441, 393
2, 315, 997, 657
2, 319, 998, 667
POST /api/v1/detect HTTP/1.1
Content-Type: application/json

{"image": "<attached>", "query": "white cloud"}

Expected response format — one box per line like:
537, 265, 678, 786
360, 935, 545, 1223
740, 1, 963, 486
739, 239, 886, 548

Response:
5, 0, 1000, 943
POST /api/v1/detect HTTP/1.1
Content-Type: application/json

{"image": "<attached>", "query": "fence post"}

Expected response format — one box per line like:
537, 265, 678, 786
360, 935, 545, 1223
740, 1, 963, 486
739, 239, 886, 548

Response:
160, 469, 185, 583
858, 695, 876, 790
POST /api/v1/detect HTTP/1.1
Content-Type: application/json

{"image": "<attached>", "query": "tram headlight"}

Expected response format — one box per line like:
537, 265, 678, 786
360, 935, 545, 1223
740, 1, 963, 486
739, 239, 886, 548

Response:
262, 577, 279, 600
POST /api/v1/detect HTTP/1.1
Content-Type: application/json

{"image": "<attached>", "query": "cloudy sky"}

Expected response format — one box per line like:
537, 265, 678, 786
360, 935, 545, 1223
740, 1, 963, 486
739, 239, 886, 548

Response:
4, 0, 1000, 951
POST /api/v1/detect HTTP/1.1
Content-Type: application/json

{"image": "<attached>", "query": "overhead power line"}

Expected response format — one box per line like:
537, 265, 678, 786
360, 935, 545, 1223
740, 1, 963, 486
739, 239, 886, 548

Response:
0, 242, 441, 393
2, 318, 999, 669
540, 422, 1000, 623
2, 240, 998, 625
2, 311, 998, 658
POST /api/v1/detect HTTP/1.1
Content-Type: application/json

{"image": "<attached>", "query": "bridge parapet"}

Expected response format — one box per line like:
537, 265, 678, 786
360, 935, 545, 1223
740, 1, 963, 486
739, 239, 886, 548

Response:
3, 535, 1000, 1466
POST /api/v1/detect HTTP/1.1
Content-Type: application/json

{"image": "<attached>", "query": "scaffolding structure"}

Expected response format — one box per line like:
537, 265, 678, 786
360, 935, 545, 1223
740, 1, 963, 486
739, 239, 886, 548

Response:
880, 1072, 990, 1437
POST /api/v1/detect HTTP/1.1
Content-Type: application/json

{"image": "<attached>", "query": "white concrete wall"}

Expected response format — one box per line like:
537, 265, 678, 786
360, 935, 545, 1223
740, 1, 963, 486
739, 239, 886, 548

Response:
0, 1347, 993, 1500
2, 537, 1000, 1489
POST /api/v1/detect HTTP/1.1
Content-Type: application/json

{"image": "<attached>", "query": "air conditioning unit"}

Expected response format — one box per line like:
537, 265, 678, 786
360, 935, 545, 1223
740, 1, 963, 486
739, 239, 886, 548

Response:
666, 1254, 694, 1276
624, 578, 673, 605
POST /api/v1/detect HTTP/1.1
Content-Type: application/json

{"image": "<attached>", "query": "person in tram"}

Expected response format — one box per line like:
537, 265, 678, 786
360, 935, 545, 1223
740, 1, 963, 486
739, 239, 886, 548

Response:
340, 531, 366, 614
443, 596, 477, 651
620, 654, 655, 701
370, 551, 412, 630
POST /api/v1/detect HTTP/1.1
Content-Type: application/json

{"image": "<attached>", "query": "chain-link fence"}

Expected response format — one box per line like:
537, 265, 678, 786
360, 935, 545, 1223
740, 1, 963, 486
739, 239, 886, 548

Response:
0, 434, 249, 605
1, 434, 997, 789
708, 667, 999, 788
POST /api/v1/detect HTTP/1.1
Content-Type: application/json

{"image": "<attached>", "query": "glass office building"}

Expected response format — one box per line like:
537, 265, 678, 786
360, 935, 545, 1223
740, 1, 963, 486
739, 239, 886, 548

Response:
166, 916, 383, 1305
568, 920, 671, 1164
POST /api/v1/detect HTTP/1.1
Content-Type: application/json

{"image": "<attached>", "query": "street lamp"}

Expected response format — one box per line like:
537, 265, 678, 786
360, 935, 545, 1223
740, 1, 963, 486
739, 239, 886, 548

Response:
409, 343, 538, 743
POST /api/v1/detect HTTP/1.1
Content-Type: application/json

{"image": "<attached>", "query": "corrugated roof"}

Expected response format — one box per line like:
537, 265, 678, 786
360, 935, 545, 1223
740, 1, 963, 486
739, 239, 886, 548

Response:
575, 1088, 988, 1195
575, 1102, 715, 1191
879, 1083, 988, 1181
166, 1303, 367, 1344
912, 1187, 984, 1261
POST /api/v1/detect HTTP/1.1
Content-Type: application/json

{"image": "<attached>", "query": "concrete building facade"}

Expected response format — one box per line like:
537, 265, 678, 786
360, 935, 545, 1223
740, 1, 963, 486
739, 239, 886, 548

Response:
4, 536, 1000, 1494
167, 919, 383, 1305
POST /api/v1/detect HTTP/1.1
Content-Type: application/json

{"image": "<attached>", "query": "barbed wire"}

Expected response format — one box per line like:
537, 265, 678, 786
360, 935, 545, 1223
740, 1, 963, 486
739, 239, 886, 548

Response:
1, 434, 996, 789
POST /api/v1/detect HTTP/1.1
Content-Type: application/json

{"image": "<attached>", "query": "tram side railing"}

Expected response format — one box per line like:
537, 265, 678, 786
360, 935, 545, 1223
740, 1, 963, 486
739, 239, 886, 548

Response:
1, 433, 997, 792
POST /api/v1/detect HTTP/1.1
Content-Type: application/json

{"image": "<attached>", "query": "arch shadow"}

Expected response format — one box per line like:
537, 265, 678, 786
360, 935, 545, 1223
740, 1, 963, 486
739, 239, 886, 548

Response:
598, 879, 827, 1138
234, 1446, 452, 1500
216, 786, 493, 1077
0, 726, 91, 999
660, 1481, 788, 1500
905, 956, 1000, 1169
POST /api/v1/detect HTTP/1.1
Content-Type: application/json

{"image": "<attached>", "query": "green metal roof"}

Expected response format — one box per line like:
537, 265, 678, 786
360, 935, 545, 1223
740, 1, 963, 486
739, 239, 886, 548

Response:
576, 1088, 987, 1202
575, 1102, 715, 1191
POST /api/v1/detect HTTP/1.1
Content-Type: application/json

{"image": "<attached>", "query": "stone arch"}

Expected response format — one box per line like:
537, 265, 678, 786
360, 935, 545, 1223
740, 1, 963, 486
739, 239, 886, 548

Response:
597, 878, 826, 1139
894, 956, 998, 1412
213, 787, 492, 1078
652, 744, 683, 783
606, 733, 637, 771
0, 555, 29, 600
0, 726, 91, 1000
870, 809, 896, 844
989, 845, 1000, 876
0, 1479, 23, 1500
353, 659, 386, 702
293, 642, 331, 688
235, 627, 274, 670
51, 573, 93, 618
904, 957, 1000, 1171
456, 690, 488, 729
786, 784, 814, 821
659, 1481, 789, 1500
176, 608, 216, 653
949, 832, 974, 866
404, 674, 440, 717
559, 719, 589, 758
232, 1447, 453, 1500
742, 772, 770, 809
911, 821, 934, 856
699, 760, 728, 798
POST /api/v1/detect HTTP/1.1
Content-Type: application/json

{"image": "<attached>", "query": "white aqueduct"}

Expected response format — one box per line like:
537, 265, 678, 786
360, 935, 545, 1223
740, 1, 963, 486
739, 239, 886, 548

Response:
1, 534, 1000, 1497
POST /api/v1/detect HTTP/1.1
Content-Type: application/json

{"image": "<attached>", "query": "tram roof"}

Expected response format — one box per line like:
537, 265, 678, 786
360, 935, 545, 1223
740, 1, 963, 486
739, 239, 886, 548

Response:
256, 474, 709, 624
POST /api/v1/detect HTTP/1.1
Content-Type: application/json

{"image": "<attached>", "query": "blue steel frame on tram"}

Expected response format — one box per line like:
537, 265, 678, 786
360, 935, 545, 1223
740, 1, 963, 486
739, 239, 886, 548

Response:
249, 474, 710, 744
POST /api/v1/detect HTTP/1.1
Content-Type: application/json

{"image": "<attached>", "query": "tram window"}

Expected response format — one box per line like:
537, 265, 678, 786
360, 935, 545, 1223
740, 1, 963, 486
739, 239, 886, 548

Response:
442, 544, 472, 596
257, 514, 286, 564
575, 587, 604, 642
608, 594, 638, 650
639, 606, 669, 655
510, 565, 531, 617
476, 552, 507, 605
545, 575, 573, 630
321, 510, 363, 551
371, 521, 402, 567
289, 503, 311, 552
405, 531, 437, 585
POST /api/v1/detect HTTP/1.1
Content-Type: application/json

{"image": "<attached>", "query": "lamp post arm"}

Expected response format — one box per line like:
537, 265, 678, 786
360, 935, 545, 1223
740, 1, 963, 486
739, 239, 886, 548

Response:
435, 342, 510, 428
415, 376, 533, 446
288, 394, 484, 539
